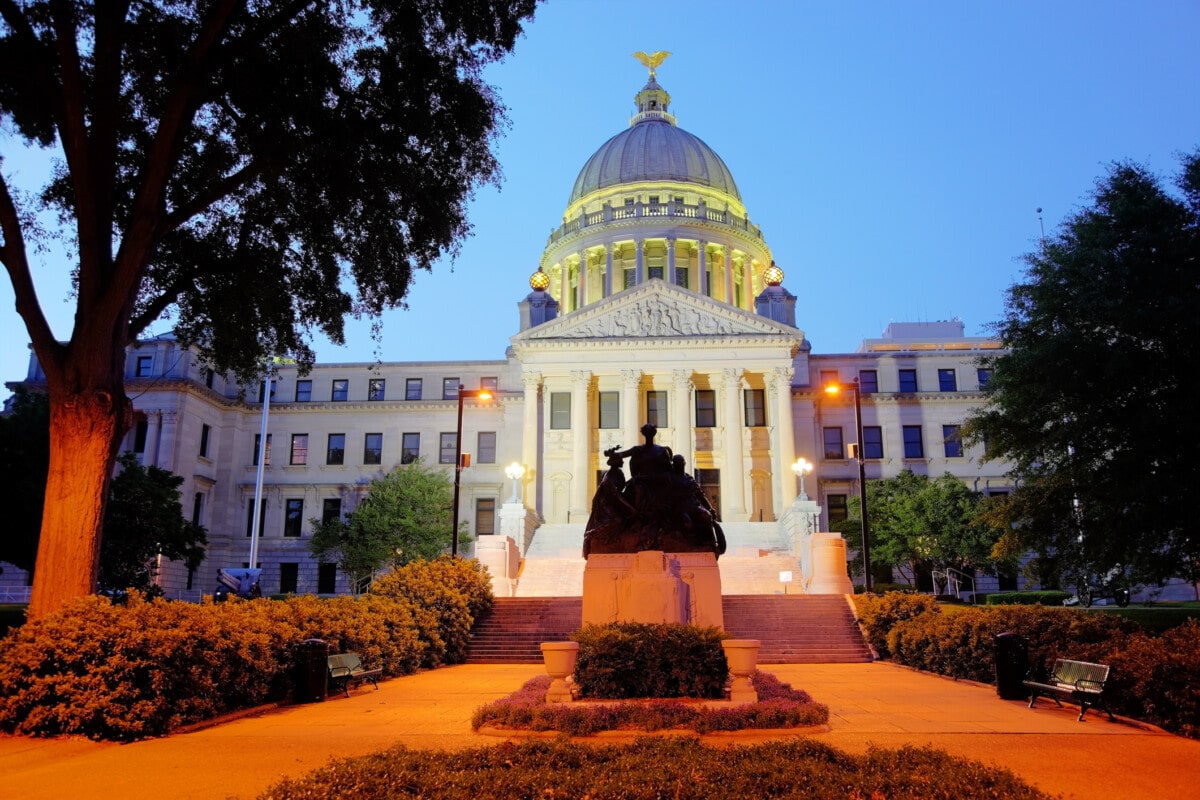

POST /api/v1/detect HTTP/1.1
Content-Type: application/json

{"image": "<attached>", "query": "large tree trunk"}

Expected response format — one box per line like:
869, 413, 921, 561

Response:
27, 375, 131, 619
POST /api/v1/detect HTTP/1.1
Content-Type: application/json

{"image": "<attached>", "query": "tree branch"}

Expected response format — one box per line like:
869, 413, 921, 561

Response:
159, 159, 263, 237
0, 174, 64, 375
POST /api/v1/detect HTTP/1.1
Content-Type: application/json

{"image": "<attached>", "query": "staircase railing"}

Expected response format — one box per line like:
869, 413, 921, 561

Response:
931, 567, 976, 602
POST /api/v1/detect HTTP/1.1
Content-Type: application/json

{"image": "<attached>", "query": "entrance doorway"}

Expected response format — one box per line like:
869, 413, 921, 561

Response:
695, 468, 721, 519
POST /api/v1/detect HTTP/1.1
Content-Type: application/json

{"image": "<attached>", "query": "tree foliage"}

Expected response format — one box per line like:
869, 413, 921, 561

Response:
310, 460, 457, 592
99, 452, 207, 592
965, 152, 1200, 587
0, 387, 49, 573
0, 0, 539, 616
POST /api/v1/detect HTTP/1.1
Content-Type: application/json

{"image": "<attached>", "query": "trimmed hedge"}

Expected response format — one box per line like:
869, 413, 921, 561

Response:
259, 737, 1051, 800
982, 591, 1072, 606
572, 623, 728, 699
852, 592, 940, 657
0, 558, 490, 741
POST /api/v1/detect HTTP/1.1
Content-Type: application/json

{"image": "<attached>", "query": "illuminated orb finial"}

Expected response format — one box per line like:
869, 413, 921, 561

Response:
530, 268, 550, 291
764, 261, 784, 286
632, 50, 671, 79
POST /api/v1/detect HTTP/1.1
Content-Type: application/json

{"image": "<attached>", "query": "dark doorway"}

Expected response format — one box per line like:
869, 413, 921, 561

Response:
695, 468, 721, 519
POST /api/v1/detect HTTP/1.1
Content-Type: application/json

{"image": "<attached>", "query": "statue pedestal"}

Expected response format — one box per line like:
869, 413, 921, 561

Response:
583, 550, 724, 628
808, 532, 854, 594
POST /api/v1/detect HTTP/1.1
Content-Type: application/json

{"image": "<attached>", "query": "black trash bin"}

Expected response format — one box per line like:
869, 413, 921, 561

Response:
993, 632, 1029, 700
295, 638, 329, 703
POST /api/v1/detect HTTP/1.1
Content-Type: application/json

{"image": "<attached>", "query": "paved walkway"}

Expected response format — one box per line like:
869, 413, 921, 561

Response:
1, 662, 1196, 800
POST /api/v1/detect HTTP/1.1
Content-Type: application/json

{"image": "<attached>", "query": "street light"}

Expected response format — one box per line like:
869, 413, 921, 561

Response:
451, 384, 494, 557
824, 378, 873, 592
505, 462, 525, 504
791, 457, 814, 500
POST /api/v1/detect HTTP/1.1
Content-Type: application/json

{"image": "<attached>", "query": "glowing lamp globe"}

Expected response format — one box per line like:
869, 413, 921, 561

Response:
529, 269, 550, 291
763, 262, 784, 286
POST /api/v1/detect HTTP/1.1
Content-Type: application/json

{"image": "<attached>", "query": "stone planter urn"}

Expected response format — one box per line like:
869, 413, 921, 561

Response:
722, 639, 761, 703
540, 641, 579, 704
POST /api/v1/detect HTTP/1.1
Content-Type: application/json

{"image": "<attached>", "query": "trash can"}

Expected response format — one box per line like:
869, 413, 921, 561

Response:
993, 632, 1029, 700
295, 638, 329, 702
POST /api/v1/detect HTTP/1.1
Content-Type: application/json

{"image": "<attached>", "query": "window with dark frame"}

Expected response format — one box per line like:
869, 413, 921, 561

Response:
331, 379, 348, 401
321, 498, 342, 525
943, 424, 963, 458
598, 391, 620, 429
284, 498, 303, 537
253, 433, 271, 465
442, 378, 459, 400
364, 433, 383, 465
136, 355, 153, 377
480, 376, 498, 391
477, 431, 497, 464
859, 370, 878, 394
205, 368, 215, 389
902, 425, 924, 458
744, 389, 766, 427
401, 432, 420, 464
695, 390, 716, 428
439, 432, 457, 464
475, 498, 496, 535
290, 433, 308, 465
326, 433, 345, 465
938, 369, 958, 392
134, 418, 148, 453
977, 368, 993, 389
863, 426, 884, 459
192, 492, 204, 526
368, 378, 386, 401
257, 379, 275, 402
406, 378, 423, 400
646, 391, 668, 427
898, 369, 918, 393
675, 267, 689, 288
279, 563, 299, 594
819, 370, 838, 388
550, 392, 571, 429
199, 423, 211, 457
827, 494, 848, 524
245, 498, 266, 536
295, 380, 312, 402
317, 563, 337, 594
823, 427, 844, 459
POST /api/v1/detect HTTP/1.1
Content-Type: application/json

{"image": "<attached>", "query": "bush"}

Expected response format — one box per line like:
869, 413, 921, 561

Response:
1105, 620, 1200, 738
572, 623, 728, 699
853, 592, 940, 657
260, 737, 1051, 800
983, 591, 1072, 606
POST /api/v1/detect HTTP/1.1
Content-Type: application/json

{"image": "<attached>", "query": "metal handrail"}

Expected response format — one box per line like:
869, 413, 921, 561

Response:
931, 567, 976, 602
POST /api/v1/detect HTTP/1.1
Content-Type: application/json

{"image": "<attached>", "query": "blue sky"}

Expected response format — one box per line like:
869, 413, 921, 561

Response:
3, 1, 1198, 400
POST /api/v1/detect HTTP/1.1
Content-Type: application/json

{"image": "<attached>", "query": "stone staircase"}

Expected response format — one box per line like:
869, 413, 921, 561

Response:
464, 594, 871, 664
464, 597, 583, 663
722, 595, 872, 663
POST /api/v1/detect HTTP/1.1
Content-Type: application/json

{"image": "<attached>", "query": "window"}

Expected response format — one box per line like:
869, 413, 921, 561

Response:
257, 380, 275, 403
331, 379, 348, 402
859, 370, 878, 394
477, 432, 496, 464
648, 265, 664, 280
295, 380, 312, 402
938, 369, 958, 392
253, 433, 272, 465
819, 370, 838, 388
443, 378, 459, 400
943, 424, 963, 458
675, 267, 689, 288
279, 563, 299, 594
364, 433, 383, 465
977, 368, 993, 389
205, 368, 215, 389
902, 425, 924, 458
368, 378, 386, 401
476, 498, 496, 535
326, 434, 345, 465
863, 426, 884, 459
823, 427, 844, 459
401, 433, 420, 464
406, 378, 423, 400
898, 369, 918, 393
744, 389, 766, 427
439, 432, 457, 464
290, 433, 308, 465
623, 267, 635, 288
646, 391, 668, 427
695, 390, 716, 428
321, 498, 342, 525
134, 418, 148, 453
284, 498, 304, 537
480, 376, 498, 391
550, 392, 571, 429
317, 563, 337, 594
827, 494, 848, 524
245, 498, 266, 536
199, 423, 211, 458
136, 355, 153, 377
192, 492, 204, 526
599, 391, 620, 429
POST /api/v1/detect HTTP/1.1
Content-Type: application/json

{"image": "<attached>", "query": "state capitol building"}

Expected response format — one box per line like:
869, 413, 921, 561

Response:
5, 63, 1016, 600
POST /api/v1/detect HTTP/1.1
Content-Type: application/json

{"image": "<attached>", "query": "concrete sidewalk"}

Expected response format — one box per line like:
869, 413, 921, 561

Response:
1, 662, 1196, 800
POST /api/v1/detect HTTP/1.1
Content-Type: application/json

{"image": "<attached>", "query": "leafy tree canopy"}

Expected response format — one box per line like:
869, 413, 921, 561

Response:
310, 460, 457, 591
100, 452, 207, 592
0, 387, 50, 573
965, 152, 1200, 587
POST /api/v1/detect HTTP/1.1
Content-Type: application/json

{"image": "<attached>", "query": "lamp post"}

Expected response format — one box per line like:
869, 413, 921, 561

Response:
505, 462, 525, 504
451, 384, 493, 557
824, 378, 873, 592
791, 457, 814, 500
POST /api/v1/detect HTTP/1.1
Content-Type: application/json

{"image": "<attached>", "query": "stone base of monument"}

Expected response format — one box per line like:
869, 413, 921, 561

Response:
808, 532, 855, 594
582, 550, 724, 629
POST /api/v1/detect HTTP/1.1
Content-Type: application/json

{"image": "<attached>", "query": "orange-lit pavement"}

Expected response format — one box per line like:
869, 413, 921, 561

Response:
1, 662, 1195, 800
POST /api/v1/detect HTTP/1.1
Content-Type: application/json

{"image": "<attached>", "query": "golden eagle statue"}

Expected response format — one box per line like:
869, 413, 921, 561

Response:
632, 50, 672, 79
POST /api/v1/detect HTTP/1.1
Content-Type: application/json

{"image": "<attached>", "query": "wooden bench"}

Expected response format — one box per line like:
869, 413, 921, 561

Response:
1023, 658, 1114, 721
327, 653, 382, 698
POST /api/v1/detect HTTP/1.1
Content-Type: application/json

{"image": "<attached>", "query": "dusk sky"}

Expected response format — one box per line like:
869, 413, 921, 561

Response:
3, 1, 1198, 400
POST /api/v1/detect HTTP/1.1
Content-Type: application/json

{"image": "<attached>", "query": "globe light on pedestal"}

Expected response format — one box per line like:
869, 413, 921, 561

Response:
505, 462, 525, 504
791, 457, 813, 500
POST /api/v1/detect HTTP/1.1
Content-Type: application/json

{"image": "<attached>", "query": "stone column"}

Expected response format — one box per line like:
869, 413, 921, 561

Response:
159, 410, 179, 473
558, 264, 569, 312
635, 239, 645, 285
697, 241, 708, 296
578, 250, 588, 307
604, 243, 614, 297
770, 366, 797, 511
743, 260, 755, 308
621, 369, 642, 448
521, 372, 541, 504
570, 370, 591, 521
143, 410, 162, 467
667, 237, 677, 285
724, 249, 735, 304
671, 369, 694, 467
722, 368, 747, 520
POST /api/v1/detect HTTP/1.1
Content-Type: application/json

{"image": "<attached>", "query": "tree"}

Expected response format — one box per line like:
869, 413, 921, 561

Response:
310, 460, 457, 592
965, 152, 1200, 588
0, 387, 49, 573
99, 452, 207, 593
0, 1, 539, 617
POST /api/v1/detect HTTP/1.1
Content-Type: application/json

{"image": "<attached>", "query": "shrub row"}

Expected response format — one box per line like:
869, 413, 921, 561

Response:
260, 736, 1051, 800
855, 593, 1200, 738
572, 622, 728, 699
0, 557, 492, 741
471, 671, 829, 735
982, 591, 1072, 606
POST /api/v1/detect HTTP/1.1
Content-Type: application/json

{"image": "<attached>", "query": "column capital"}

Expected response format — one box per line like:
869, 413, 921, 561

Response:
571, 370, 591, 387
722, 367, 744, 387
671, 368, 694, 390
620, 369, 642, 386
521, 372, 542, 390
